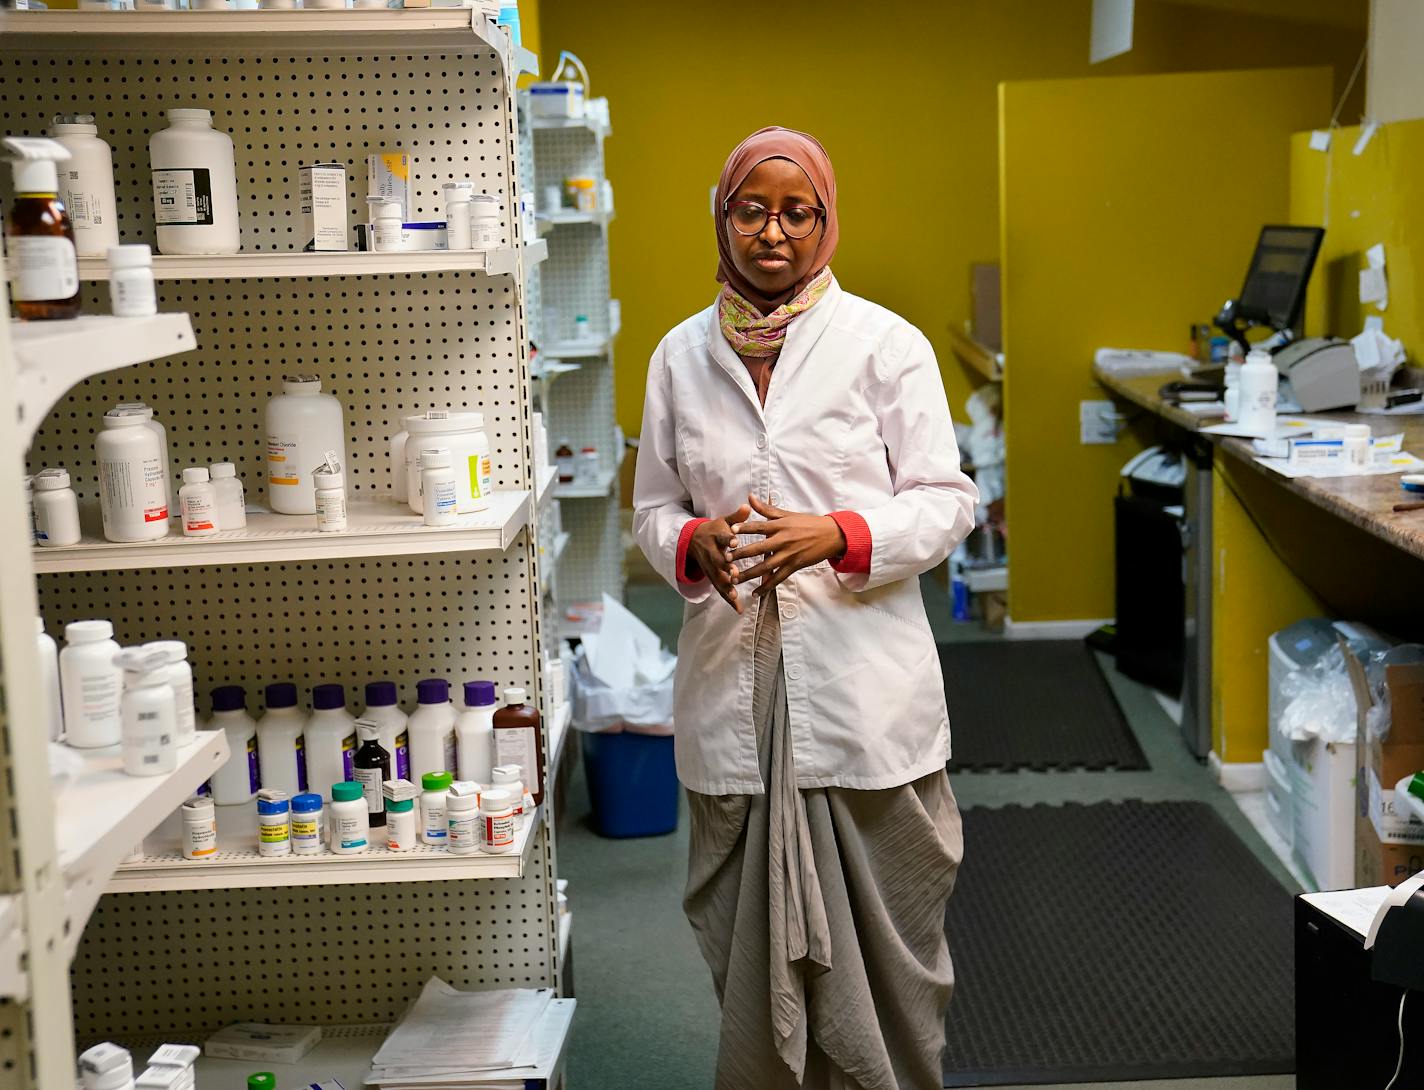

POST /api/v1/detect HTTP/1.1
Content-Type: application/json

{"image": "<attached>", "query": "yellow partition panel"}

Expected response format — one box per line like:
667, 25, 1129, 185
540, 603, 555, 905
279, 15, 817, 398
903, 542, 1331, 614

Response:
1001, 66, 1331, 624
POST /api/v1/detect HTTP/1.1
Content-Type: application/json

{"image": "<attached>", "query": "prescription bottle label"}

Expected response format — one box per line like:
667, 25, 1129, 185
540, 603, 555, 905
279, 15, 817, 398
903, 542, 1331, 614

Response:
267, 438, 299, 486
152, 167, 214, 227
483, 812, 514, 851
11, 236, 79, 301
184, 821, 217, 859
259, 820, 290, 845
468, 454, 492, 499
291, 816, 320, 850
341, 732, 356, 781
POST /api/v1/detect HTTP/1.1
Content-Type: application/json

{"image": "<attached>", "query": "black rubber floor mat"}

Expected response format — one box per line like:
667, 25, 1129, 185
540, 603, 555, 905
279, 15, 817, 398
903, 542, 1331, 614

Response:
943, 801, 1294, 1086
940, 641, 1147, 772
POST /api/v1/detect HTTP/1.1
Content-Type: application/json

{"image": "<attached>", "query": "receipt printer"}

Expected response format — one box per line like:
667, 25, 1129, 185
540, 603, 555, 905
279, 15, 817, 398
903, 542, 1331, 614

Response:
1274, 337, 1360, 412
1367, 870, 1424, 992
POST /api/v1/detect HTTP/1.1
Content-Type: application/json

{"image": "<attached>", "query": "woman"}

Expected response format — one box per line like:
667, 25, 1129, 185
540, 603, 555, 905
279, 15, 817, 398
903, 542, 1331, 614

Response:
633, 127, 978, 1090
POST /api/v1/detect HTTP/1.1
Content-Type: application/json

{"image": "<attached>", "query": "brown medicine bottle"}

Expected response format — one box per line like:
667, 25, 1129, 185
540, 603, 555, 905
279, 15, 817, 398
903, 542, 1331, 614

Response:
492, 687, 544, 806
6, 141, 81, 321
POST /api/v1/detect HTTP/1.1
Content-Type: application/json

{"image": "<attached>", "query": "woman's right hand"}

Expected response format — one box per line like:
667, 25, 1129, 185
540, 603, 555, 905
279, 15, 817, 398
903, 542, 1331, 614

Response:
689, 505, 751, 613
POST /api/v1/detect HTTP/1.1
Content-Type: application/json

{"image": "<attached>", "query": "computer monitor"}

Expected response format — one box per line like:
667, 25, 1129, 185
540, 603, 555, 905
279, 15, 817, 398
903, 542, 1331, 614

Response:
1233, 224, 1325, 335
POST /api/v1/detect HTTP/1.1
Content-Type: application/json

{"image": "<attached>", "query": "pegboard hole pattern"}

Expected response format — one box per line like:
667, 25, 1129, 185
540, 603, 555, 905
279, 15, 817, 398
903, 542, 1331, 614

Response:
0, 52, 517, 250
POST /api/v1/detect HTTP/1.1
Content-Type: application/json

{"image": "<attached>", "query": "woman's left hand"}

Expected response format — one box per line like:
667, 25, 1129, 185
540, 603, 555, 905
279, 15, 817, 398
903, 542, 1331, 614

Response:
728, 494, 847, 598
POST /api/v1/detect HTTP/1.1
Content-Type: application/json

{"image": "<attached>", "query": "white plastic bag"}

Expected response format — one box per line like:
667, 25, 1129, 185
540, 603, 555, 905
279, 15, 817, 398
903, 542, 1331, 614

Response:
1280, 645, 1359, 744
569, 594, 674, 735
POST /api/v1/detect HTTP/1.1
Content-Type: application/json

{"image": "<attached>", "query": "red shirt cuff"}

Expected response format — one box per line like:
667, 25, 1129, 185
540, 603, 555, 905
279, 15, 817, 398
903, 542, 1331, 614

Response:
828, 511, 872, 575
676, 518, 710, 584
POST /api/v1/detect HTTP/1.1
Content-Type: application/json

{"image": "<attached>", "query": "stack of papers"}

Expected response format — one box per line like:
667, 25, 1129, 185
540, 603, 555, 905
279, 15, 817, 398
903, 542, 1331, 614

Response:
1094, 347, 1196, 376
366, 979, 573, 1088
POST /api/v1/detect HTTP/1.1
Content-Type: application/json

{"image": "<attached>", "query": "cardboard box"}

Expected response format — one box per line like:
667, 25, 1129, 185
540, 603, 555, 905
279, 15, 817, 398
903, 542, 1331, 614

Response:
299, 163, 347, 252
1344, 639, 1424, 886
366, 150, 410, 222
971, 262, 1001, 352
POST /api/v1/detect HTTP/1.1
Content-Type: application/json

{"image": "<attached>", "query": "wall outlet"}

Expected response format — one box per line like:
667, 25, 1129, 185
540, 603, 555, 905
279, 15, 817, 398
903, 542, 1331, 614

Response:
1079, 400, 1121, 444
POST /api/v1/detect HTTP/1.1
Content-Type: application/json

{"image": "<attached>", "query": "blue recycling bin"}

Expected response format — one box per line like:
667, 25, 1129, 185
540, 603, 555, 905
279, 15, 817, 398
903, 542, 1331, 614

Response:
581, 729, 679, 838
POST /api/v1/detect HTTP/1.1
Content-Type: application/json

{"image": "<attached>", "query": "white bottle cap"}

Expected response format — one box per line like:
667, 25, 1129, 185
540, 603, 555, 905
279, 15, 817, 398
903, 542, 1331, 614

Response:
107, 244, 153, 270
144, 639, 188, 663
114, 646, 171, 683
65, 619, 114, 643
181, 794, 214, 820
491, 765, 521, 786
480, 788, 513, 815
166, 108, 213, 123
50, 113, 98, 133
182, 467, 210, 485
355, 718, 380, 742
78, 1043, 134, 1090
114, 401, 154, 418
503, 687, 527, 705
11, 157, 59, 195
1345, 424, 1372, 440
282, 374, 322, 393
447, 780, 481, 811
101, 412, 150, 430
313, 468, 345, 490
420, 448, 452, 470
33, 467, 71, 490
209, 462, 237, 479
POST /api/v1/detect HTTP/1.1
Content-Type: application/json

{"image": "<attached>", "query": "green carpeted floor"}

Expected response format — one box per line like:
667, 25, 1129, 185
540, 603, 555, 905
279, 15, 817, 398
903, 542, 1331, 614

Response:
554, 573, 1298, 1089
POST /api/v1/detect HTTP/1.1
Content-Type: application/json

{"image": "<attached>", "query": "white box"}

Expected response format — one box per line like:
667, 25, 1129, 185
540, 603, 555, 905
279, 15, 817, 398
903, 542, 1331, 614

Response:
204, 1023, 322, 1064
366, 150, 410, 221
299, 163, 347, 252
529, 83, 585, 119
1290, 737, 1358, 890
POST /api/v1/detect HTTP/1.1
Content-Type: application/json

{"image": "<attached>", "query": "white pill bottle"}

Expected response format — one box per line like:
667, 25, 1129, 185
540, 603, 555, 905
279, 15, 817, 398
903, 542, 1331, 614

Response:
265, 376, 347, 515
149, 108, 240, 256
96, 411, 170, 543
48, 114, 120, 258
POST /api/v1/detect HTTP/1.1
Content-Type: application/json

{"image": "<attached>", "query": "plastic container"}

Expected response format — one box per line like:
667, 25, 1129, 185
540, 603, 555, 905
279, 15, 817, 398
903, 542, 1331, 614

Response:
112, 401, 170, 500
149, 109, 240, 256
492, 686, 543, 805
581, 730, 679, 838
329, 781, 369, 854
1237, 349, 1278, 439
455, 679, 497, 783
407, 678, 457, 785
256, 789, 291, 858
209, 685, 259, 805
290, 792, 323, 855
181, 795, 217, 861
116, 647, 177, 777
265, 376, 347, 515
209, 462, 247, 530
48, 115, 119, 258
443, 184, 472, 251
313, 461, 347, 532
421, 770, 453, 846
490, 764, 526, 829
470, 194, 500, 247
363, 680, 409, 781
60, 619, 123, 748
305, 683, 356, 802
565, 177, 597, 213
446, 780, 481, 855
97, 411, 170, 542
107, 244, 157, 317
479, 788, 515, 854
420, 448, 459, 527
369, 197, 403, 252
179, 466, 219, 537
386, 796, 416, 851
1344, 423, 1372, 471
37, 619, 62, 743
1223, 361, 1242, 423
402, 411, 492, 514
32, 467, 81, 547
144, 639, 196, 745
79, 1044, 134, 1090
257, 682, 307, 797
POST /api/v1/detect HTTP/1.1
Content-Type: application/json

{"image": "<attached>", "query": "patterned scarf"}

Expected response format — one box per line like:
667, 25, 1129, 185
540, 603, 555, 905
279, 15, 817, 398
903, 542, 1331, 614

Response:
718, 268, 833, 359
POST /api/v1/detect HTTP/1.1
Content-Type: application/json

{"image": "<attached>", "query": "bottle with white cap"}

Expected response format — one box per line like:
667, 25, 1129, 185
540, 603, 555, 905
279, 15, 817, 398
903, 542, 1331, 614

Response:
32, 466, 81, 547
60, 619, 123, 748
36, 618, 62, 743
3, 135, 80, 320
420, 448, 458, 527
313, 452, 347, 532
113, 401, 170, 491
143, 640, 196, 745
443, 181, 473, 251
148, 108, 240, 256
1237, 349, 1279, 439
265, 375, 347, 515
1344, 423, 1373, 471
115, 646, 178, 777
48, 114, 120, 258
79, 1042, 136, 1090
107, 244, 157, 317
97, 410, 170, 543
179, 466, 220, 537
208, 461, 247, 530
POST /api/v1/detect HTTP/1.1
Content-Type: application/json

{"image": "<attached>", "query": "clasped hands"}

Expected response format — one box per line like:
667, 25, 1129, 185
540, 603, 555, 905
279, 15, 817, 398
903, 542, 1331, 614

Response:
687, 494, 847, 614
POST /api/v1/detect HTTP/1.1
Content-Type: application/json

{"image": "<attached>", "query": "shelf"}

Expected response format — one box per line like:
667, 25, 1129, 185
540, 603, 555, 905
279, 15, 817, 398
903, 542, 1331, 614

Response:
30, 491, 530, 573
541, 334, 615, 361
10, 313, 196, 450
536, 464, 560, 508
554, 468, 616, 500
75, 247, 513, 282
539, 531, 570, 595
549, 699, 572, 778
0, 8, 506, 55
514, 42, 539, 76
536, 208, 615, 233
532, 358, 582, 384
558, 909, 572, 963
112, 804, 543, 892
531, 114, 609, 139
58, 731, 230, 958
948, 325, 1004, 382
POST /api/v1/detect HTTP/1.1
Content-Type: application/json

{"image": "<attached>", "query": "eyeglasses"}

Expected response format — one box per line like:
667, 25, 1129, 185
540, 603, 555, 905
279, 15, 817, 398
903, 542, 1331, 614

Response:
724, 200, 825, 240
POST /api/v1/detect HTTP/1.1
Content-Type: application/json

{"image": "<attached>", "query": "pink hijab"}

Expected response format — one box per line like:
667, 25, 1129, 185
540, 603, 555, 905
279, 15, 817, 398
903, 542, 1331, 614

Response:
715, 126, 839, 314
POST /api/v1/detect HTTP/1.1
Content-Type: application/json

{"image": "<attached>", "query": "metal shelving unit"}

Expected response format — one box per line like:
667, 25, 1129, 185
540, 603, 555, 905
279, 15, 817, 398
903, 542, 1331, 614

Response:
0, 15, 568, 1085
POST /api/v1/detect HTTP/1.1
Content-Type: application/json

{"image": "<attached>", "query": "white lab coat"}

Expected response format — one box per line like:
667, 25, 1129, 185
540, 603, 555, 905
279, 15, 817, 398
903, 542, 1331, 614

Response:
633, 277, 978, 795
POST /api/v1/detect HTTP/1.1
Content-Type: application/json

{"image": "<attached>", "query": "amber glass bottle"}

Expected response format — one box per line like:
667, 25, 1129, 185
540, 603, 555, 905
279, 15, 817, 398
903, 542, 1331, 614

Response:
7, 151, 81, 321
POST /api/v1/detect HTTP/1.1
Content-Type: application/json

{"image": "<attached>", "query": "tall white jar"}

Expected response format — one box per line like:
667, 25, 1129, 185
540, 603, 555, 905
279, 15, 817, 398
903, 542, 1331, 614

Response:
48, 114, 120, 258
112, 402, 170, 507
149, 108, 240, 256
96, 411, 170, 542
60, 619, 123, 749
402, 410, 492, 514
266, 375, 347, 515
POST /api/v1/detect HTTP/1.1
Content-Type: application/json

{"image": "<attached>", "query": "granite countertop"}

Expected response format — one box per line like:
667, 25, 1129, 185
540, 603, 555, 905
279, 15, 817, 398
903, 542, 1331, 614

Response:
1092, 364, 1424, 563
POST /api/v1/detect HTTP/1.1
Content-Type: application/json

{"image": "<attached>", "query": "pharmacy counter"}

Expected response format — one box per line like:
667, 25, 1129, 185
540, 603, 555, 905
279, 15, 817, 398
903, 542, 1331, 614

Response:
1094, 366, 1424, 564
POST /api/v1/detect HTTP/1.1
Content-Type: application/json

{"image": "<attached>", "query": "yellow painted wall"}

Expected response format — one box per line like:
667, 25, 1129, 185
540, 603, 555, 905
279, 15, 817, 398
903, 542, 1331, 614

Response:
537, 0, 1361, 443
1000, 66, 1331, 623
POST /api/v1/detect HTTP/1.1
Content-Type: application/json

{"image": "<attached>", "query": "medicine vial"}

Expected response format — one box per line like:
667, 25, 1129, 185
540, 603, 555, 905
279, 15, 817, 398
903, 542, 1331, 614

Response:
443, 182, 473, 251
490, 764, 526, 829
353, 719, 391, 828
181, 795, 217, 861
97, 411, 170, 543
329, 781, 369, 854
78, 1043, 134, 1090
363, 680, 410, 781
37, 618, 62, 743
149, 109, 240, 256
116, 647, 177, 777
576, 446, 599, 485
492, 686, 544, 805
265, 376, 347, 515
257, 682, 307, 797
32, 466, 81, 547
256, 788, 291, 858
306, 683, 357, 801
112, 400, 172, 510
420, 770, 453, 846
290, 792, 323, 855
60, 619, 123, 748
4, 136, 81, 321
1236, 349, 1278, 439
479, 788, 516, 854
209, 686, 259, 806
419, 448, 459, 527
1344, 423, 1372, 470
144, 640, 196, 745
446, 780, 482, 855
455, 679, 497, 783
312, 456, 347, 532
208, 461, 247, 530
369, 197, 403, 252
407, 678, 457, 785
470, 193, 500, 248
107, 244, 157, 317
179, 466, 220, 537
386, 795, 417, 852
555, 438, 575, 483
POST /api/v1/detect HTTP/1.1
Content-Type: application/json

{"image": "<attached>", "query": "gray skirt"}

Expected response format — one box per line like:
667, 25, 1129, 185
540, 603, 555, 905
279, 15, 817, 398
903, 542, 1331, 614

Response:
684, 595, 964, 1090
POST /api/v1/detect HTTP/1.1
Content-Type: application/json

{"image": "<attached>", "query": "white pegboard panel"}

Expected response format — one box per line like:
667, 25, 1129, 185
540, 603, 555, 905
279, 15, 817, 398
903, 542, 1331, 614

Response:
70, 843, 555, 1039
545, 357, 618, 481
557, 486, 624, 614
516, 96, 546, 349
532, 126, 605, 216
0, 1000, 28, 1089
